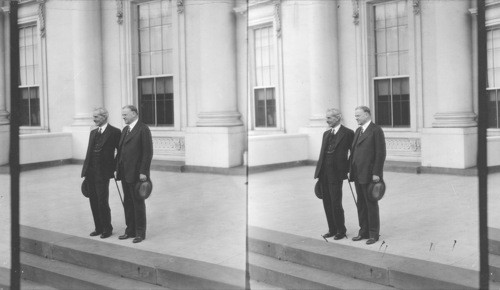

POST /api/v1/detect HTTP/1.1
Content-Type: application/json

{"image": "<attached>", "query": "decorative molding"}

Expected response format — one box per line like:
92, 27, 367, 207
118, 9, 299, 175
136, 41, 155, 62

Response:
234, 5, 247, 16
37, 0, 46, 37
177, 0, 184, 14
274, 0, 281, 38
153, 136, 186, 155
386, 138, 421, 153
116, 0, 123, 24
412, 0, 421, 15
352, 0, 359, 25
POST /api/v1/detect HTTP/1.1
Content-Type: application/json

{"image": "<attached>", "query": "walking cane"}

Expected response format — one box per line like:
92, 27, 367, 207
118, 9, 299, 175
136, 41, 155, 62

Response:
113, 178, 124, 206
348, 181, 357, 205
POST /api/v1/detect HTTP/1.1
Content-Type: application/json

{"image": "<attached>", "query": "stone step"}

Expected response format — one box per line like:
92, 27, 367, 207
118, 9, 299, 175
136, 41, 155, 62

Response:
248, 226, 478, 290
490, 227, 500, 256
20, 225, 246, 290
249, 279, 286, 290
0, 267, 57, 290
21, 252, 168, 290
150, 160, 185, 173
250, 252, 393, 290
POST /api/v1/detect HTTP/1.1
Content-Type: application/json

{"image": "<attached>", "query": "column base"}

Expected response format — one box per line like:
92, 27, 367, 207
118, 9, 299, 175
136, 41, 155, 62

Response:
196, 111, 243, 127
185, 126, 245, 168
299, 125, 329, 161
63, 124, 94, 160
0, 110, 10, 125
0, 125, 9, 165
421, 127, 477, 169
432, 112, 477, 128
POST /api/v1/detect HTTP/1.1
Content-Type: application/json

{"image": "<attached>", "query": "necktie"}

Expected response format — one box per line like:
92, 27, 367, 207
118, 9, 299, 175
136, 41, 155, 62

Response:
126, 126, 131, 135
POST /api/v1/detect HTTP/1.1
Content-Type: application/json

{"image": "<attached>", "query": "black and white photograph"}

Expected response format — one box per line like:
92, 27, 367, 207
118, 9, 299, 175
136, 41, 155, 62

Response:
0, 0, 499, 289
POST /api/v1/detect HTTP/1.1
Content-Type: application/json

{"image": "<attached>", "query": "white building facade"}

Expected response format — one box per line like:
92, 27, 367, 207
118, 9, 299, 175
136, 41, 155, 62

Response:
0, 0, 247, 169
247, 0, 500, 170
0, 0, 499, 170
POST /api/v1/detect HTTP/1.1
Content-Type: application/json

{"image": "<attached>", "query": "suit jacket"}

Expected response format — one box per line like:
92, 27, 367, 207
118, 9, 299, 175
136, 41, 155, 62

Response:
314, 125, 354, 183
81, 124, 121, 179
349, 122, 386, 184
115, 121, 153, 183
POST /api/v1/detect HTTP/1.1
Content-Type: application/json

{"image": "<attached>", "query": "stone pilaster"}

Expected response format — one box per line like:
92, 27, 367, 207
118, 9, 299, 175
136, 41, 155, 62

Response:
0, 7, 9, 125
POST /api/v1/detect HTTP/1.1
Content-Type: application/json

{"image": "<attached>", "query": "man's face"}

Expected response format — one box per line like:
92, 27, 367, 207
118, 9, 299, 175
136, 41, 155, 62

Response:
355, 109, 370, 126
122, 108, 137, 125
326, 112, 341, 128
93, 111, 106, 127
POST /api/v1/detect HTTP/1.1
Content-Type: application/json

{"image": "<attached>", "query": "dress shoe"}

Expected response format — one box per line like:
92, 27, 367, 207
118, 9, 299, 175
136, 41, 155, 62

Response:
333, 233, 347, 240
132, 237, 144, 243
100, 232, 112, 239
89, 231, 102, 237
118, 233, 135, 240
352, 235, 368, 241
322, 232, 335, 238
366, 238, 378, 245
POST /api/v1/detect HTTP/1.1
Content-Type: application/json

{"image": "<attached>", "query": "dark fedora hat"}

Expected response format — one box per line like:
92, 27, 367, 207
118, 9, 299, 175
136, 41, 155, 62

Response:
81, 178, 91, 198
367, 179, 386, 202
314, 180, 323, 199
135, 179, 153, 200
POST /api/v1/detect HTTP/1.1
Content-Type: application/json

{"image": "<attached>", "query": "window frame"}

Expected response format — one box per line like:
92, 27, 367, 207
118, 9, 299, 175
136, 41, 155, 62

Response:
18, 14, 48, 132
131, 0, 182, 131
365, 0, 421, 132
248, 16, 283, 133
486, 25, 500, 129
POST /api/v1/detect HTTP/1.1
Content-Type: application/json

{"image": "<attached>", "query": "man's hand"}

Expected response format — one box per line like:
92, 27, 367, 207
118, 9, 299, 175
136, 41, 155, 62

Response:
114, 171, 118, 179
139, 174, 147, 182
372, 175, 380, 182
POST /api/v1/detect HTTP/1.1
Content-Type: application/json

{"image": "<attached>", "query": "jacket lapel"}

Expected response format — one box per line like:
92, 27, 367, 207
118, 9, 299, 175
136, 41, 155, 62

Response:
124, 123, 140, 144
356, 122, 374, 146
100, 126, 111, 145
331, 125, 346, 150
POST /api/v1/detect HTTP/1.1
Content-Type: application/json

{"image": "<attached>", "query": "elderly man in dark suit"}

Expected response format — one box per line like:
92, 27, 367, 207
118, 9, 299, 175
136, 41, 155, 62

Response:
81, 107, 121, 239
314, 108, 354, 240
115, 105, 153, 244
349, 106, 386, 245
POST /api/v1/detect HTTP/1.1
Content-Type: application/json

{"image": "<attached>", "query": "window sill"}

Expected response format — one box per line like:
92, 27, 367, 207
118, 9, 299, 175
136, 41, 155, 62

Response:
248, 129, 285, 136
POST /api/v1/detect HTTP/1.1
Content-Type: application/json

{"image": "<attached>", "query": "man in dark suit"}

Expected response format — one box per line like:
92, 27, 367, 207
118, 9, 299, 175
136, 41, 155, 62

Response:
115, 105, 153, 244
314, 108, 354, 240
349, 106, 386, 245
81, 107, 121, 239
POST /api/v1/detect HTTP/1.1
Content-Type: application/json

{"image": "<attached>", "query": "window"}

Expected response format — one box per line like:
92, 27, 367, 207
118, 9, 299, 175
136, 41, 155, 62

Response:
19, 24, 40, 126
373, 0, 410, 127
137, 0, 174, 126
487, 28, 500, 128
253, 26, 276, 128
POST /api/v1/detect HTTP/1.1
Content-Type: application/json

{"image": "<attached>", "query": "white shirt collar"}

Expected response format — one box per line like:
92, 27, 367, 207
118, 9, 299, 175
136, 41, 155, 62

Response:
361, 120, 371, 132
128, 118, 139, 131
331, 124, 341, 134
98, 123, 108, 133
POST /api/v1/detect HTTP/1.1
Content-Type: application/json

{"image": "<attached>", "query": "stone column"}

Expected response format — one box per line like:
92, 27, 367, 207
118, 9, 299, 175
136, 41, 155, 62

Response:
421, 1, 477, 169
299, 0, 340, 160
308, 0, 339, 126
72, 0, 103, 126
68, 0, 103, 160
185, 0, 245, 168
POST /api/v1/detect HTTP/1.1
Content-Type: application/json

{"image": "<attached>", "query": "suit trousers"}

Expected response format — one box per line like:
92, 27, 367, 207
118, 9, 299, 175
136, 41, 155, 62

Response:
88, 176, 112, 234
354, 181, 379, 239
321, 179, 346, 235
122, 180, 147, 239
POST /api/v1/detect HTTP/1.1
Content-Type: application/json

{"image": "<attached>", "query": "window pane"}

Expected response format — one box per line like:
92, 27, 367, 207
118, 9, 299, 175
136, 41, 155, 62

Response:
375, 30, 386, 54
140, 53, 151, 75
150, 26, 162, 51
162, 24, 172, 51
385, 2, 398, 28
149, 2, 162, 27
398, 26, 408, 51
494, 29, 500, 49
138, 4, 149, 28
26, 65, 34, 85
254, 26, 274, 87
489, 69, 495, 88
139, 28, 150, 53
386, 27, 398, 52
376, 54, 387, 76
399, 51, 408, 75
151, 52, 162, 75
25, 27, 33, 46
495, 68, 500, 88
162, 0, 172, 23
266, 88, 276, 127
387, 52, 399, 76
156, 77, 174, 126
375, 79, 392, 126
30, 87, 40, 126
254, 89, 266, 128
20, 67, 27, 86
162, 50, 173, 75
489, 90, 499, 128
138, 78, 155, 125
374, 5, 386, 29
20, 88, 30, 126
392, 78, 410, 126
397, 1, 407, 25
